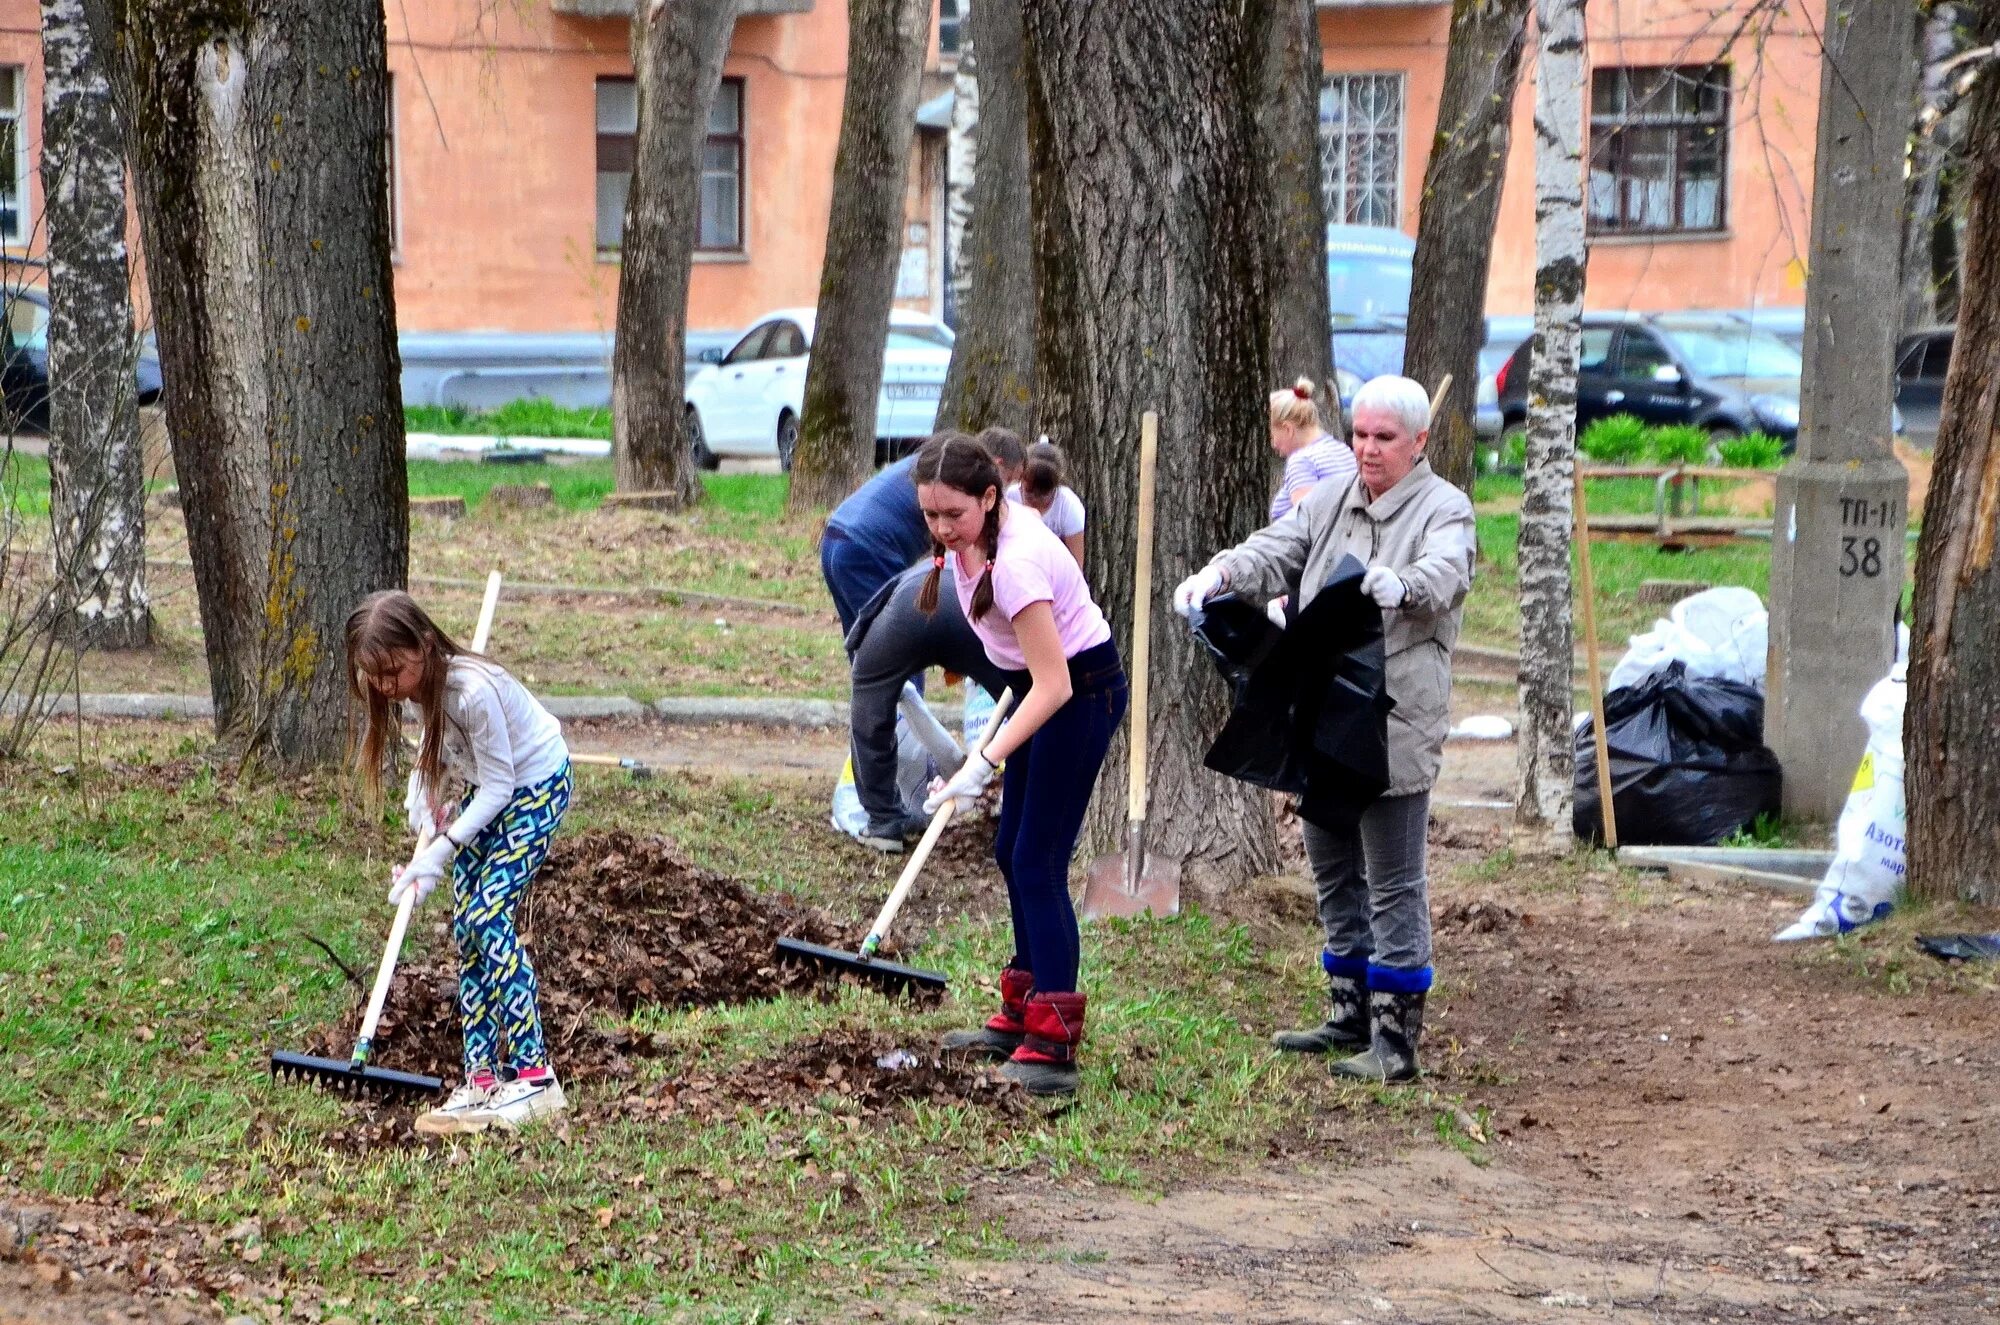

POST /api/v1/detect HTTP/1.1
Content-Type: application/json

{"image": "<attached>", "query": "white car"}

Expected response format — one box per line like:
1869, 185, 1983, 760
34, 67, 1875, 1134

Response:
684, 307, 955, 470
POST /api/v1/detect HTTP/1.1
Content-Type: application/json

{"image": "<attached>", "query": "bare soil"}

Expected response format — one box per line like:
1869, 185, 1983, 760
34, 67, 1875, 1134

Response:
952, 817, 2000, 1323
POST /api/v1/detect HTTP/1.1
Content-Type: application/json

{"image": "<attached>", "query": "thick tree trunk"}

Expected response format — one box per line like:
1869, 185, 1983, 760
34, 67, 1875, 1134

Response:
40, 0, 148, 651
788, 0, 932, 512
937, 0, 1035, 435
1515, 0, 1586, 839
943, 3, 977, 329
1257, 0, 1335, 430
1403, 0, 1532, 493
1907, 1, 2000, 905
87, 0, 408, 768
1902, 3, 1961, 332
611, 0, 738, 500
1023, 0, 1281, 895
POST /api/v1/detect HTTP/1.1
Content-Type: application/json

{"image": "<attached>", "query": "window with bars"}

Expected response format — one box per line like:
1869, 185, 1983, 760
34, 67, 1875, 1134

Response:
595, 76, 746, 254
1318, 73, 1403, 229
0, 67, 25, 246
1588, 65, 1730, 237
939, 0, 962, 61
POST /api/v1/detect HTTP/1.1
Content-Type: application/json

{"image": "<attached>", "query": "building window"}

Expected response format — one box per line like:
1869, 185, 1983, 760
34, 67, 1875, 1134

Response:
385, 74, 400, 254
1588, 65, 1729, 237
939, 0, 962, 61
1318, 73, 1403, 229
0, 66, 26, 246
596, 76, 746, 255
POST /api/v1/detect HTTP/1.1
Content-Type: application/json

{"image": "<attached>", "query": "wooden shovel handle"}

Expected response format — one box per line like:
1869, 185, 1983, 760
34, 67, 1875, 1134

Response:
1127, 412, 1158, 822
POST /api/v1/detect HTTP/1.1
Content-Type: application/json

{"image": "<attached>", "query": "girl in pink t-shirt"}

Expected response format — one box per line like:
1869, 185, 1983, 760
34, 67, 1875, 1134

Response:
911, 433, 1127, 1098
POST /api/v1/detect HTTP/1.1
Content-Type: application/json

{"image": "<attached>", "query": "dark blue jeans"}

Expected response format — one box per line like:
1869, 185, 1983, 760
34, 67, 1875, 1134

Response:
821, 529, 916, 635
994, 639, 1127, 994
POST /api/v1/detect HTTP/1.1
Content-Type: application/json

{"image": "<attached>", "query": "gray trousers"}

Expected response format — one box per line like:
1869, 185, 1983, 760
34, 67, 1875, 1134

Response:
1302, 791, 1433, 972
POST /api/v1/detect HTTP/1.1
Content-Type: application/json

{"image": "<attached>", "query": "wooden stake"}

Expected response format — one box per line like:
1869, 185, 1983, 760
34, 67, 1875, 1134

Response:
1572, 469, 1617, 848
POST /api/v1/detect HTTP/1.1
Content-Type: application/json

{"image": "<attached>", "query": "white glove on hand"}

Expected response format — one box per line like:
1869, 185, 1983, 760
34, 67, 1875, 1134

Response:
1265, 596, 1288, 629
403, 769, 441, 837
392, 834, 457, 908
923, 750, 999, 816
386, 862, 441, 909
1361, 566, 1407, 609
1173, 566, 1225, 617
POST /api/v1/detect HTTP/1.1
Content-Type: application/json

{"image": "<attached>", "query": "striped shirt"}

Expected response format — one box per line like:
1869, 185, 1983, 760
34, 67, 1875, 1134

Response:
1270, 435, 1358, 521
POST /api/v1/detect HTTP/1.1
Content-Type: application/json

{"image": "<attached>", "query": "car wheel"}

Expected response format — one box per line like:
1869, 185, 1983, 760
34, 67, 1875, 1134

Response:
687, 407, 719, 471
1705, 423, 1743, 443
777, 412, 799, 473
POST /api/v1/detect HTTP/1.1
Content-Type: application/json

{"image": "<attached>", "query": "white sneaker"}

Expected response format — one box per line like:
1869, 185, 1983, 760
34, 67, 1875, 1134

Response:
414, 1080, 495, 1136
482, 1074, 567, 1131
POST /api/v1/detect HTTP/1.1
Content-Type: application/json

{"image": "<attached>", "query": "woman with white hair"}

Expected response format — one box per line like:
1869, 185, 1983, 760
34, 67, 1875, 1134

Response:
1173, 374, 1475, 1084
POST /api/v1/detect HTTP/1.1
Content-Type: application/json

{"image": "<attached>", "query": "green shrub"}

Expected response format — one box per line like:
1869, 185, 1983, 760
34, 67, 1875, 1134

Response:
1579, 414, 1650, 466
1716, 431, 1787, 470
1650, 423, 1713, 466
1501, 431, 1527, 470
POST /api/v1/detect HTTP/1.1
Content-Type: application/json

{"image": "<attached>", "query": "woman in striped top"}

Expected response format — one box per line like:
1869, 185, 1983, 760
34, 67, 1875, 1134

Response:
1268, 377, 1358, 521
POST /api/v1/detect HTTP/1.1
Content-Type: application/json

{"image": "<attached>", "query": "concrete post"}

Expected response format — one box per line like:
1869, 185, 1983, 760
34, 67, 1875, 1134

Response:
1765, 0, 1917, 823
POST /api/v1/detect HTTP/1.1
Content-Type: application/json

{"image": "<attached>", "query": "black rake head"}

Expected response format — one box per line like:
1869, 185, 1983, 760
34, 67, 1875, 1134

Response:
269, 1050, 443, 1102
774, 937, 948, 995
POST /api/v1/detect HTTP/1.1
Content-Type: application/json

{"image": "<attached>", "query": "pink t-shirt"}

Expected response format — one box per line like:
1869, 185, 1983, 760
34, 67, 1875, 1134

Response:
950, 504, 1112, 670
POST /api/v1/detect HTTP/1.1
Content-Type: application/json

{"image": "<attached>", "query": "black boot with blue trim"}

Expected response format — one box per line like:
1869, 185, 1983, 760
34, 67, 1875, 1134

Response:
1329, 964, 1429, 1084
1271, 950, 1369, 1054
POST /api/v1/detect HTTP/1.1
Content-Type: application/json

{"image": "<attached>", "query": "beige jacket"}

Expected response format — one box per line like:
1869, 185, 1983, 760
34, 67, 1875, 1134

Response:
1208, 459, 1475, 796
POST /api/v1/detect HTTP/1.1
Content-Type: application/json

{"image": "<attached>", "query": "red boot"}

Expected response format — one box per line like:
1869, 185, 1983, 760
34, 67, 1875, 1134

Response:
941, 967, 1032, 1061
998, 992, 1085, 1097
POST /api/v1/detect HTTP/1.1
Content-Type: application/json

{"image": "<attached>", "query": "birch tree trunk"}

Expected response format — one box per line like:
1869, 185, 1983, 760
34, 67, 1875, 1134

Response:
943, 2, 977, 328
1907, 2, 2000, 905
788, 0, 932, 512
1902, 2, 1962, 332
611, 0, 738, 500
1257, 0, 1335, 428
1515, 0, 1587, 839
85, 0, 408, 769
40, 0, 148, 650
1403, 0, 1532, 493
1023, 0, 1281, 895
937, 0, 1035, 435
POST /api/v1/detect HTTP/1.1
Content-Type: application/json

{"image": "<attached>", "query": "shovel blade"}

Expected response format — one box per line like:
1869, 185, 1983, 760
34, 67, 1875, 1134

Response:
1079, 850, 1182, 921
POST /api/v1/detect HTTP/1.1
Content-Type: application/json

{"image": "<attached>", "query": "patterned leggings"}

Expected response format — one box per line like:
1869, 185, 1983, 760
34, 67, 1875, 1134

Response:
450, 762, 572, 1078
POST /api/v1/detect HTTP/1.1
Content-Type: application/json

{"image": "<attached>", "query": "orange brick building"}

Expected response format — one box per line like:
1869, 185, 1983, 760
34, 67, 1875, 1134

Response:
0, 0, 1820, 352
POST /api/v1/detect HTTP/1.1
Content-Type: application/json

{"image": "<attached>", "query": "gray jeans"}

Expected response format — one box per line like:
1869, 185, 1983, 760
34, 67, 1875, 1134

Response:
1302, 791, 1433, 971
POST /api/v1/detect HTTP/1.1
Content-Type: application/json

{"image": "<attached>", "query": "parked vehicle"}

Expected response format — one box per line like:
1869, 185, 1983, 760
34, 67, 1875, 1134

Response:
1496, 313, 1803, 448
683, 308, 954, 470
2, 286, 164, 435
1892, 326, 1953, 451
1325, 224, 1412, 389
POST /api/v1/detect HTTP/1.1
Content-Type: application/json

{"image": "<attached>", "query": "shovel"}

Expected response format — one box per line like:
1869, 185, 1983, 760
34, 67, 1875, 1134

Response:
1080, 411, 1181, 921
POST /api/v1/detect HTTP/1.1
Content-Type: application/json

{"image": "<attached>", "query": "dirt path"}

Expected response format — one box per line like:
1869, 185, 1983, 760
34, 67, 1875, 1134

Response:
951, 828, 2000, 1324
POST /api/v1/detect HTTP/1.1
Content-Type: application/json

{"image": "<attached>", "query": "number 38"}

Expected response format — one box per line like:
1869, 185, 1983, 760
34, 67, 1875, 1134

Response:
1841, 535, 1882, 578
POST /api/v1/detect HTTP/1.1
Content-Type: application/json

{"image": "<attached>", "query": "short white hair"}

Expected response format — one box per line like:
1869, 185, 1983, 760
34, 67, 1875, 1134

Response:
1349, 374, 1432, 439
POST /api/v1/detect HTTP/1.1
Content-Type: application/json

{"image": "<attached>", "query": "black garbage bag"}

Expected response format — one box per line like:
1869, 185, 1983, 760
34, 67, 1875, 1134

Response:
1573, 661, 1782, 846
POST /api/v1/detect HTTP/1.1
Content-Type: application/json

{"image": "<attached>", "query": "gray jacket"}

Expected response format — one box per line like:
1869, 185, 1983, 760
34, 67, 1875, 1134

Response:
1208, 459, 1475, 796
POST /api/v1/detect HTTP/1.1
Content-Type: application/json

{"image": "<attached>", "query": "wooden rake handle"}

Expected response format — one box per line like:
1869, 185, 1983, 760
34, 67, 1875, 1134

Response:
860, 687, 1015, 958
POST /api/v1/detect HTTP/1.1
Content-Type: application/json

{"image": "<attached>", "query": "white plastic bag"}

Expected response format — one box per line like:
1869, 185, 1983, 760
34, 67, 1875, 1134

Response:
830, 700, 941, 838
1775, 663, 1907, 941
1606, 586, 1768, 693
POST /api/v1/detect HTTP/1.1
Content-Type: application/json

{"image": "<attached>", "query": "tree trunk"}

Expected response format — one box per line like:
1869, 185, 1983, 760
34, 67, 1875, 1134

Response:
40, 0, 148, 651
1907, 0, 2000, 905
1515, 0, 1586, 839
937, 0, 1035, 435
1023, 0, 1281, 895
787, 0, 932, 512
1257, 0, 1335, 431
943, 2, 977, 330
87, 0, 408, 769
1902, 2, 1962, 332
1403, 0, 1532, 493
611, 0, 738, 501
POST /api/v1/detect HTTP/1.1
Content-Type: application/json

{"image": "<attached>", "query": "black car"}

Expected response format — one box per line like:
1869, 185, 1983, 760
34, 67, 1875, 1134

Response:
1496, 313, 1802, 446
2, 286, 164, 434
1893, 326, 1953, 451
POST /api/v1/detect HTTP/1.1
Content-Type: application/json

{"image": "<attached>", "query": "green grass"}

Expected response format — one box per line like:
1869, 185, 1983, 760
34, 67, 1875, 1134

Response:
0, 752, 1343, 1322
405, 400, 614, 440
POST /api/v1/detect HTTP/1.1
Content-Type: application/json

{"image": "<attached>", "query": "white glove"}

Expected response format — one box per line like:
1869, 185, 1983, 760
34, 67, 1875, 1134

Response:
386, 862, 441, 909
1173, 566, 1225, 617
1361, 566, 1407, 609
403, 770, 441, 837
923, 749, 999, 816
1265, 596, 1288, 629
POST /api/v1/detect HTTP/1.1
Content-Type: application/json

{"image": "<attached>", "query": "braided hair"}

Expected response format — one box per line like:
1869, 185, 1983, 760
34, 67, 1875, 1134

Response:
912, 431, 1002, 621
